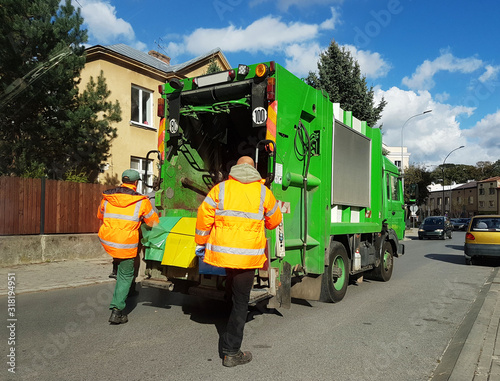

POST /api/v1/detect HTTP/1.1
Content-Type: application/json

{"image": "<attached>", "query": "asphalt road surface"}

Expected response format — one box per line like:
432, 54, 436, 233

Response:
2, 231, 496, 381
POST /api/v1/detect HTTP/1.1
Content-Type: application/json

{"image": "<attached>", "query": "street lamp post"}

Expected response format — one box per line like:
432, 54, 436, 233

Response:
442, 145, 465, 216
400, 110, 432, 228
400, 110, 432, 195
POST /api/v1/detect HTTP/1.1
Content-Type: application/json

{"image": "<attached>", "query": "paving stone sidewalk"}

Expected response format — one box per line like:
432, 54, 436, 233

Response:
0, 257, 113, 296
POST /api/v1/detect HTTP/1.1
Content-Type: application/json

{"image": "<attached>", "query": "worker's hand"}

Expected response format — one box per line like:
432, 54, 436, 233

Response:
195, 245, 205, 259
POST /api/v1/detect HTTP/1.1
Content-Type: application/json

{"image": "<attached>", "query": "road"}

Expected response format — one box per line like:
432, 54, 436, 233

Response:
1, 231, 496, 381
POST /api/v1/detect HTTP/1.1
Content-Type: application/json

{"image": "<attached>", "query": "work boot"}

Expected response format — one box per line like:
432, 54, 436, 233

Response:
108, 308, 128, 324
108, 271, 117, 279
222, 351, 252, 367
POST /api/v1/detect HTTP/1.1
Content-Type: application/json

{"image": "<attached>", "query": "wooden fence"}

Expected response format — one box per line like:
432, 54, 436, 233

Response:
0, 176, 109, 235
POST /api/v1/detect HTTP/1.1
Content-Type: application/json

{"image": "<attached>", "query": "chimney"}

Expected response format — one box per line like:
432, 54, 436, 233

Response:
148, 50, 171, 65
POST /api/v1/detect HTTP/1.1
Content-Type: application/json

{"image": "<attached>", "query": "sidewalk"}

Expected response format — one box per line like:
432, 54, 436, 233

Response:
0, 232, 498, 380
0, 257, 114, 296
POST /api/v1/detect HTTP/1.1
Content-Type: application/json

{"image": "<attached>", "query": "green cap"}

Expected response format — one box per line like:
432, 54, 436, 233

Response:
122, 169, 141, 182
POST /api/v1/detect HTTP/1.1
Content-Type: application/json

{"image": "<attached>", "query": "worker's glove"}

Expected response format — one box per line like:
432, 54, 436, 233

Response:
195, 245, 205, 259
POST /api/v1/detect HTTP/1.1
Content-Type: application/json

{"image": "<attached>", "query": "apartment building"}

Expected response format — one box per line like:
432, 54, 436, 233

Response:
477, 177, 500, 214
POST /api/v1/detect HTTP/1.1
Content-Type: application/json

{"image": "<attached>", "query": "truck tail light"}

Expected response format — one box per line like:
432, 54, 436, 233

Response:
256, 63, 268, 77
157, 98, 165, 118
267, 77, 276, 101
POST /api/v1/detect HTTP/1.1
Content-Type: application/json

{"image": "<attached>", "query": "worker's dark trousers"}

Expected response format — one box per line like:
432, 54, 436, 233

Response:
222, 268, 255, 355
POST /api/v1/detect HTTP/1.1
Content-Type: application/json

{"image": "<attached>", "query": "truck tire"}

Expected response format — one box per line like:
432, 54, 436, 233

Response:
320, 242, 349, 303
369, 241, 394, 282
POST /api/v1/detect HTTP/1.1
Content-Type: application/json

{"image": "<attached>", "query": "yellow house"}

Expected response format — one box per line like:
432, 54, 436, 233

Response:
81, 43, 231, 192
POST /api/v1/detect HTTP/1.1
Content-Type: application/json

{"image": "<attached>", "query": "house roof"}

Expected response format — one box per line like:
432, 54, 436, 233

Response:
453, 181, 477, 190
479, 176, 500, 183
97, 44, 230, 75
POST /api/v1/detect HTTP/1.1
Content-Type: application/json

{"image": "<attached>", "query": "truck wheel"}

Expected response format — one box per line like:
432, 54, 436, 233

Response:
370, 241, 394, 282
320, 242, 349, 303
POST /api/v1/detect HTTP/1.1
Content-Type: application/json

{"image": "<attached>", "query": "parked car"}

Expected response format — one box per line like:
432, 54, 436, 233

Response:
451, 218, 470, 231
464, 215, 500, 265
418, 216, 453, 240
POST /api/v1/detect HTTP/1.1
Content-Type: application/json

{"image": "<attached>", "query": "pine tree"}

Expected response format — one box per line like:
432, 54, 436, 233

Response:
204, 57, 222, 75
0, 0, 120, 180
306, 40, 386, 128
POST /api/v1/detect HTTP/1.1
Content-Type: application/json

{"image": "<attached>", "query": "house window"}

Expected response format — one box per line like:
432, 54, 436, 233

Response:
490, 200, 495, 207
131, 85, 153, 127
479, 201, 485, 208
469, 196, 474, 205
490, 188, 496, 195
479, 188, 485, 195
394, 160, 401, 169
130, 156, 153, 194
438, 197, 442, 206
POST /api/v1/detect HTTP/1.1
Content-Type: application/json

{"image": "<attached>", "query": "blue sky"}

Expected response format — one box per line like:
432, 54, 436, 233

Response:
73, 0, 500, 168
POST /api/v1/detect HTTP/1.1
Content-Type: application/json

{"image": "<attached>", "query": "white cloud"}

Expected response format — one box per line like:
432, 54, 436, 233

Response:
435, 92, 450, 102
320, 7, 341, 30
284, 43, 322, 77
479, 65, 500, 82
250, 0, 344, 12
75, 0, 137, 45
463, 111, 500, 153
374, 86, 480, 165
402, 50, 483, 90
343, 45, 391, 79
170, 15, 319, 57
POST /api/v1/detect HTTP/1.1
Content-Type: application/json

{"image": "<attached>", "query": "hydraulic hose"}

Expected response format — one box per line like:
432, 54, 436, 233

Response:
297, 122, 312, 271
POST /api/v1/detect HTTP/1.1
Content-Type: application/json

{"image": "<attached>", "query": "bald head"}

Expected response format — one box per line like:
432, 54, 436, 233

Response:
236, 156, 255, 167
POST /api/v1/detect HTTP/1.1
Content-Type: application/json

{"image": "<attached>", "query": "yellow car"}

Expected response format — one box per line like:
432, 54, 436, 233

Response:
464, 215, 500, 265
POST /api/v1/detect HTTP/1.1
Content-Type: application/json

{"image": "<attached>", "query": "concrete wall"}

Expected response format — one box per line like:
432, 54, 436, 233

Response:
0, 234, 108, 267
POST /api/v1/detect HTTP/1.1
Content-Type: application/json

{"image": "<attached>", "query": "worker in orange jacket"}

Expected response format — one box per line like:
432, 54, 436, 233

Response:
195, 156, 282, 367
97, 169, 159, 324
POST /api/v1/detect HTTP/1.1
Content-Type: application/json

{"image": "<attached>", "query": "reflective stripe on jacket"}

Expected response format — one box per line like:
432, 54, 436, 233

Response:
195, 172, 282, 269
97, 183, 159, 259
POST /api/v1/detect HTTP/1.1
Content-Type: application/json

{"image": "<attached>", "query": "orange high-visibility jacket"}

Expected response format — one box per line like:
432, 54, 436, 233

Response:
195, 164, 282, 269
97, 183, 159, 259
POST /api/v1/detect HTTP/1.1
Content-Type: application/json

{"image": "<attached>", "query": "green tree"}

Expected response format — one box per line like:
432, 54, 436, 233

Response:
473, 161, 496, 180
431, 163, 478, 185
0, 0, 120, 181
306, 40, 386, 127
63, 71, 120, 180
404, 164, 432, 206
204, 57, 221, 74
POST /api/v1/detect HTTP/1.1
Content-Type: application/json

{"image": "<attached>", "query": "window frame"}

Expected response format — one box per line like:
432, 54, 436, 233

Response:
130, 85, 154, 129
130, 156, 154, 194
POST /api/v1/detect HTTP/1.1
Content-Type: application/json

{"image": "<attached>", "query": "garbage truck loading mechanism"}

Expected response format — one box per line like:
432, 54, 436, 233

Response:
141, 61, 405, 308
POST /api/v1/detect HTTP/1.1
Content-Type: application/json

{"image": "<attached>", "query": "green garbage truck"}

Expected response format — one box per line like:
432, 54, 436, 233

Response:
141, 61, 405, 308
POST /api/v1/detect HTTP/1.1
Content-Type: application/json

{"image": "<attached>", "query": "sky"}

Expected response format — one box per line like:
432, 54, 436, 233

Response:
72, 0, 500, 168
